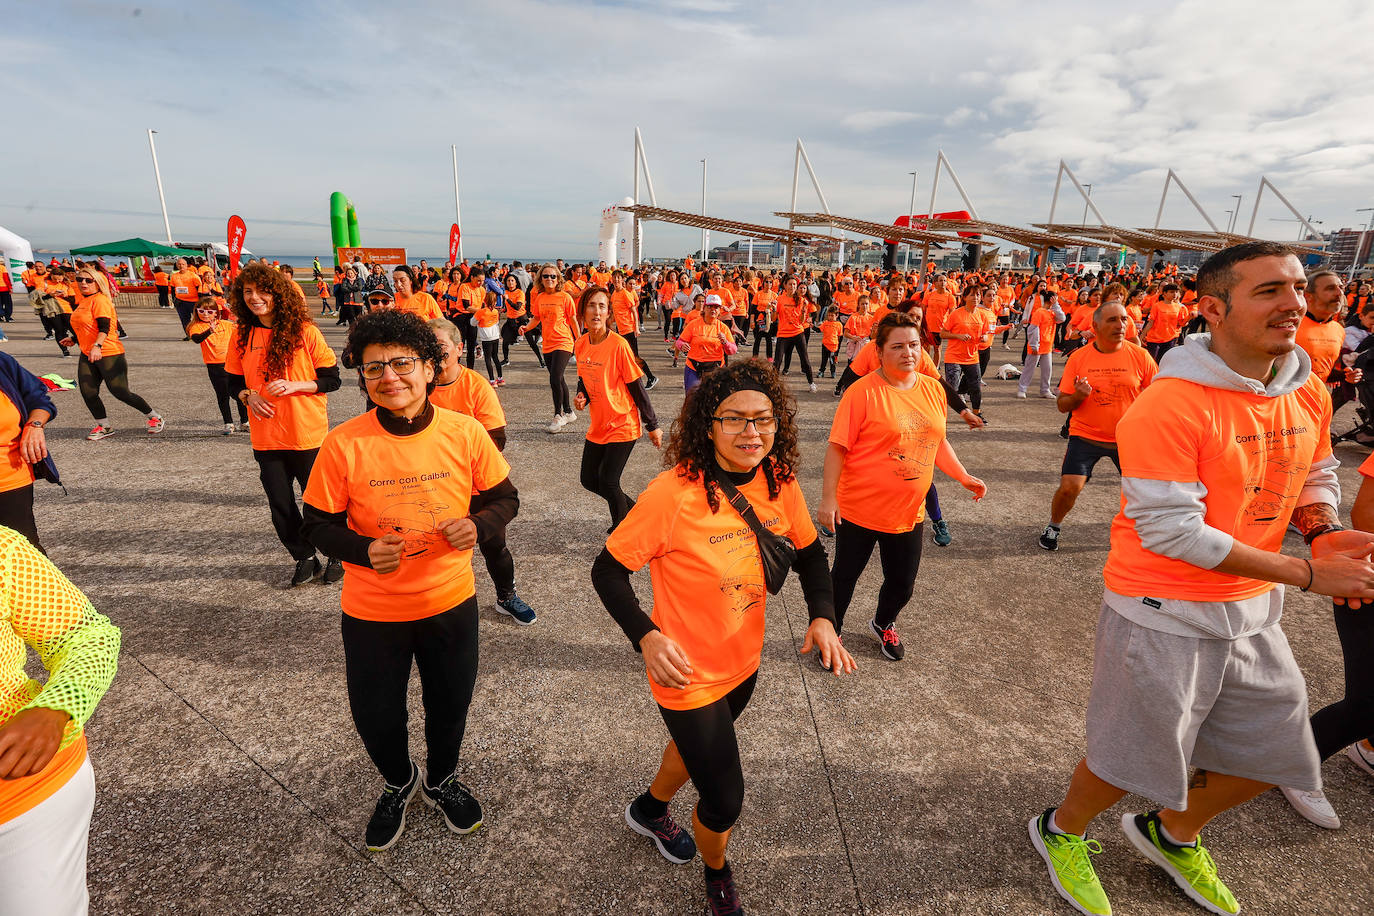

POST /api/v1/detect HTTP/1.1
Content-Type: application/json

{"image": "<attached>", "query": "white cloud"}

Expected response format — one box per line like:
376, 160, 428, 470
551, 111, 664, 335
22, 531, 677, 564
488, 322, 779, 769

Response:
839, 110, 929, 132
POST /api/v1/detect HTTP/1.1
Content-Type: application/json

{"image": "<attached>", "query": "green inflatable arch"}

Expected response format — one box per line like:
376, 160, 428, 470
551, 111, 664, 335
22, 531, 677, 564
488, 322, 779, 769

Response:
329, 192, 360, 252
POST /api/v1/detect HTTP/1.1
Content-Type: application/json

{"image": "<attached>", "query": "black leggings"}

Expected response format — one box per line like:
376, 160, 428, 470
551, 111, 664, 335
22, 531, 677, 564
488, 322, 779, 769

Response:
752, 325, 774, 359
773, 335, 814, 384
830, 518, 924, 633
978, 347, 991, 377
546, 350, 573, 415
342, 597, 480, 787
481, 339, 502, 380
622, 332, 655, 381
0, 484, 42, 553
658, 671, 757, 833
253, 447, 318, 560
77, 353, 153, 422
206, 363, 249, 425
458, 314, 480, 369
580, 439, 636, 527
500, 318, 521, 362
470, 490, 515, 601
1309, 600, 1374, 760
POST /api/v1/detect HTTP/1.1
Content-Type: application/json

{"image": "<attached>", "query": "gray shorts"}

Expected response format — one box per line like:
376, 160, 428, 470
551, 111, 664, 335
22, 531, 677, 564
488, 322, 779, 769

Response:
1085, 603, 1320, 810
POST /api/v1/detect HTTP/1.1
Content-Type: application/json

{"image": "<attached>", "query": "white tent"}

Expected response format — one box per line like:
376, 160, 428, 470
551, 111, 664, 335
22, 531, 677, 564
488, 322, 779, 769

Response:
0, 226, 35, 287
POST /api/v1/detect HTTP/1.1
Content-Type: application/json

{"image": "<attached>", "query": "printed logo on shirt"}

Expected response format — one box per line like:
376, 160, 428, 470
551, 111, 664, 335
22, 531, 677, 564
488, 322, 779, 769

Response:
886, 409, 938, 480
1238, 431, 1309, 525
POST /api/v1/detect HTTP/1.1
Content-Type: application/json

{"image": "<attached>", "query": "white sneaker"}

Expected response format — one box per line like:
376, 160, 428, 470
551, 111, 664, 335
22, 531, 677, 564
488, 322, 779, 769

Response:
1015, 391, 1027, 399
223, 423, 235, 436
562, 410, 578, 424
809, 382, 818, 393
1347, 741, 1374, 778
546, 416, 565, 433
1281, 785, 1341, 829
1039, 392, 1055, 399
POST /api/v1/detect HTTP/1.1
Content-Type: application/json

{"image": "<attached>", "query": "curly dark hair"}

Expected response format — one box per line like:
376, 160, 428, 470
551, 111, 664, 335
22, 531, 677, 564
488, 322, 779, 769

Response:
229, 263, 312, 378
342, 310, 444, 396
663, 358, 799, 512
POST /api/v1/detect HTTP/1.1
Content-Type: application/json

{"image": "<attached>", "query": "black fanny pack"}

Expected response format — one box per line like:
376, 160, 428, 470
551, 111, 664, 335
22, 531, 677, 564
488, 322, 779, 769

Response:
714, 472, 796, 594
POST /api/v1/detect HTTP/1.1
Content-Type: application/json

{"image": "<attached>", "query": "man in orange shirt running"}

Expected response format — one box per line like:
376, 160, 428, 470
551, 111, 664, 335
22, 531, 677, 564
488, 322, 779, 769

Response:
1296, 269, 1361, 393
1038, 301, 1157, 552
1030, 241, 1374, 916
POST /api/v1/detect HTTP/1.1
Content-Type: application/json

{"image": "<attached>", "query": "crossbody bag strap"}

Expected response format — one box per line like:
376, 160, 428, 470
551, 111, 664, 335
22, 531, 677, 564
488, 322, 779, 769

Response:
713, 474, 769, 538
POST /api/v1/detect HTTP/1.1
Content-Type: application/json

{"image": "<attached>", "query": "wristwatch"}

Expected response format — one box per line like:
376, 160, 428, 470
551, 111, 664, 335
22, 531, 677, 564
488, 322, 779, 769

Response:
26, 420, 43, 429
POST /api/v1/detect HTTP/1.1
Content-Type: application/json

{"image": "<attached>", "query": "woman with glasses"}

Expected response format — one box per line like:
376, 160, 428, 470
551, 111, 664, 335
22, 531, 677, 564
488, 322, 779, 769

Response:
573, 287, 661, 530
524, 264, 580, 433
302, 309, 518, 853
62, 269, 163, 441
225, 263, 342, 587
592, 359, 853, 916
818, 311, 986, 663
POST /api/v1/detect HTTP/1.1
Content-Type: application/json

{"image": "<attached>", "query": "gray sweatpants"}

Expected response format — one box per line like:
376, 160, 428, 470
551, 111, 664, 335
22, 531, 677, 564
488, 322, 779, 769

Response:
1084, 603, 1320, 810
1018, 352, 1053, 396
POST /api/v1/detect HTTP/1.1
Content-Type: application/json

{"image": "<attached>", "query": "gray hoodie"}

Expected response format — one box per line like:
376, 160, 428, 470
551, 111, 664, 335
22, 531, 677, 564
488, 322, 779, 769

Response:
1105, 333, 1340, 639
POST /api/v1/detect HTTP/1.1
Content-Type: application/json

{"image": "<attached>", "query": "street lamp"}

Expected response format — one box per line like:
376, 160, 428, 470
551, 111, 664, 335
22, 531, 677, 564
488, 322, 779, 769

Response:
700, 158, 707, 264
1229, 195, 1242, 234
904, 171, 917, 271
1350, 207, 1374, 283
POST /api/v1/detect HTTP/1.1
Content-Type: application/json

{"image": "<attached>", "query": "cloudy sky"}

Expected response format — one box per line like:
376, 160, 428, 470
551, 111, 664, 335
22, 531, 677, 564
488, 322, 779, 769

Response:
4, 0, 1373, 261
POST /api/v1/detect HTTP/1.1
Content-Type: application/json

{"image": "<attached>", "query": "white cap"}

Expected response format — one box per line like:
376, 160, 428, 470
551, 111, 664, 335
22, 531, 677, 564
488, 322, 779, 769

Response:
705, 293, 723, 306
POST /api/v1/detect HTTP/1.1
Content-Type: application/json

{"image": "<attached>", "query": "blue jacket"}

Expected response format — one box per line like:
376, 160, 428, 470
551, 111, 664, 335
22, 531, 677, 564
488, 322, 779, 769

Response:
0, 352, 60, 486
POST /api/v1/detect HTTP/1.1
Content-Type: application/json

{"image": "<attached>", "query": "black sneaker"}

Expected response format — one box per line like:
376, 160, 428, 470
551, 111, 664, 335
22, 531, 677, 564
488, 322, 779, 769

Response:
645, 375, 659, 391
705, 864, 745, 915
1038, 525, 1060, 551
364, 761, 419, 851
322, 557, 345, 584
870, 618, 904, 661
625, 797, 697, 864
422, 773, 483, 834
291, 556, 322, 587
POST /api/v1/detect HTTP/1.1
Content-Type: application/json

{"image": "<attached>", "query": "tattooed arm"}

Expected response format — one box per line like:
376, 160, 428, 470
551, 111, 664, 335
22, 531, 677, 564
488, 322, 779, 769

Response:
1292, 502, 1343, 545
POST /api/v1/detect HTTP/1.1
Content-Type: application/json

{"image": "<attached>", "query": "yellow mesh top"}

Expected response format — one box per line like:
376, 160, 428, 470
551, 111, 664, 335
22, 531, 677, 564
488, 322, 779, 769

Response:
0, 528, 120, 750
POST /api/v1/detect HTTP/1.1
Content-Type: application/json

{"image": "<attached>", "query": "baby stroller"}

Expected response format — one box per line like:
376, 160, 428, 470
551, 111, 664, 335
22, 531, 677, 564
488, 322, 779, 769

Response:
1333, 336, 1374, 446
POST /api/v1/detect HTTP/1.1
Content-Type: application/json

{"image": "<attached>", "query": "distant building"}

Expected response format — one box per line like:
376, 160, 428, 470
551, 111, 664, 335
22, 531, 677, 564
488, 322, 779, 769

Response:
1327, 228, 1373, 274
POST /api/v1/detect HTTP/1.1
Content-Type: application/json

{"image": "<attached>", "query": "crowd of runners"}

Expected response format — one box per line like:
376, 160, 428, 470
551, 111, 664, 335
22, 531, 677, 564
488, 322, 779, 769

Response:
3, 241, 1374, 916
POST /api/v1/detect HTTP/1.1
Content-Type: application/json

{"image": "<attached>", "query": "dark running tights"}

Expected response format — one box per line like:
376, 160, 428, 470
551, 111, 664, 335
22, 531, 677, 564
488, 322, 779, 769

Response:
254, 447, 318, 561
1310, 600, 1374, 760
580, 439, 636, 527
206, 363, 249, 425
342, 597, 480, 787
546, 350, 573, 414
481, 339, 503, 380
658, 671, 757, 833
830, 518, 924, 633
470, 490, 515, 602
773, 335, 813, 384
78, 353, 152, 422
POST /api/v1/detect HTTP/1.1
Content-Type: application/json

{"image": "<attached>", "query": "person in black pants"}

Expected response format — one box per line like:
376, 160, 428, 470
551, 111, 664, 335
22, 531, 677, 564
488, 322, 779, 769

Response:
0, 351, 59, 552
302, 309, 519, 853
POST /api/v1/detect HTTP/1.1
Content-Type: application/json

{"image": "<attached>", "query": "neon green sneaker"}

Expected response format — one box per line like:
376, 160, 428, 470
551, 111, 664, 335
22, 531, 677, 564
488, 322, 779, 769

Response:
1029, 809, 1112, 915
1121, 811, 1240, 914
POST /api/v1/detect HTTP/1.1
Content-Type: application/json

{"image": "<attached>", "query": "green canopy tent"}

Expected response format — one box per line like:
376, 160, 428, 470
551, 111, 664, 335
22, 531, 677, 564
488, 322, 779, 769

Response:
68, 237, 186, 258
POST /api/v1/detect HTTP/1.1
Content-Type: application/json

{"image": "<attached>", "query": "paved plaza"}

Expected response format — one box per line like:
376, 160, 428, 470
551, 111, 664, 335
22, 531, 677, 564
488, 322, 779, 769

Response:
15, 304, 1371, 914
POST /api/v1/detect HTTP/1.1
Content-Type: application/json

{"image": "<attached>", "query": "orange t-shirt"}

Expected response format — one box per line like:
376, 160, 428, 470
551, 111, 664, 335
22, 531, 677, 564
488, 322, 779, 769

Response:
186, 318, 235, 365
68, 293, 125, 359
1070, 304, 1096, 335
923, 290, 955, 334
1104, 372, 1332, 602
942, 307, 988, 365
1294, 315, 1344, 383
474, 305, 499, 329
833, 290, 858, 316
430, 367, 506, 431
610, 289, 639, 336
706, 287, 735, 316
153, 270, 169, 288
574, 332, 644, 444
527, 291, 579, 353
1029, 306, 1058, 356
728, 284, 750, 317
820, 320, 841, 352
845, 313, 874, 341
607, 464, 818, 710
459, 282, 488, 315
775, 294, 807, 338
396, 292, 441, 321
224, 322, 337, 450
678, 317, 732, 362
829, 371, 947, 532
170, 269, 201, 302
303, 408, 510, 621
1057, 342, 1158, 443
503, 288, 526, 320
1145, 300, 1188, 343
0, 394, 34, 493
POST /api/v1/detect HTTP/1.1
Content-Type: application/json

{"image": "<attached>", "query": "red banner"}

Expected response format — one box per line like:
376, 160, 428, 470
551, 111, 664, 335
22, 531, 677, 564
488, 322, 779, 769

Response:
448, 224, 461, 266
227, 215, 247, 277
886, 210, 976, 245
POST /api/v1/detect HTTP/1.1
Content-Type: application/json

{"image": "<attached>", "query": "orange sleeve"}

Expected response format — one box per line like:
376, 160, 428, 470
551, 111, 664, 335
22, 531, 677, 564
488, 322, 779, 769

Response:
1115, 388, 1204, 483
306, 325, 338, 370
827, 387, 865, 451
224, 335, 244, 374
781, 477, 819, 549
302, 432, 349, 513
606, 471, 678, 570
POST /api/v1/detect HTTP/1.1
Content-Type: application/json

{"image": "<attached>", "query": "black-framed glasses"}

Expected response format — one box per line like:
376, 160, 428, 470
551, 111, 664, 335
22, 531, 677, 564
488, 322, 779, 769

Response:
360, 357, 421, 380
712, 415, 777, 435
75, 276, 97, 284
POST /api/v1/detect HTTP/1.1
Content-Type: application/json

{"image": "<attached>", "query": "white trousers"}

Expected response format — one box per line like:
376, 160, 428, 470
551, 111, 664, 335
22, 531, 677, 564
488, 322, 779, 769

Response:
0, 756, 94, 916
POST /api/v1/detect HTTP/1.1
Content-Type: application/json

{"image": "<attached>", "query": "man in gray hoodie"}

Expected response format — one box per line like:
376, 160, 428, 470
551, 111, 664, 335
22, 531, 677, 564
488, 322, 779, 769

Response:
1028, 241, 1374, 916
